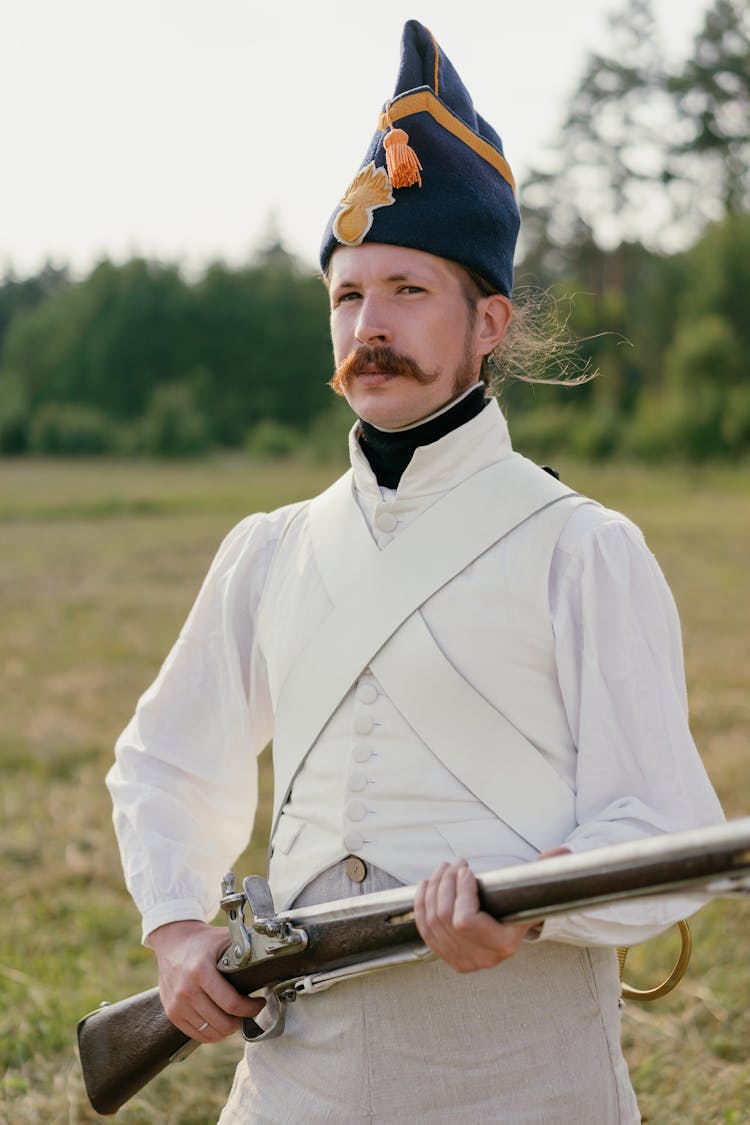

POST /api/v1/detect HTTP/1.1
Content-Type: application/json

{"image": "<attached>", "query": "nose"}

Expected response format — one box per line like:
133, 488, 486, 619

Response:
354, 296, 392, 347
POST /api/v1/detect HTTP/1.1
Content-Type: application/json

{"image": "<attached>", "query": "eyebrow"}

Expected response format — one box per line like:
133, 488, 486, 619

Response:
334, 272, 422, 289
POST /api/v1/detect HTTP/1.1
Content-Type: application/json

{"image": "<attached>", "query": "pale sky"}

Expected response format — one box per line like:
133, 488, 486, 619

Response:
2, 0, 712, 278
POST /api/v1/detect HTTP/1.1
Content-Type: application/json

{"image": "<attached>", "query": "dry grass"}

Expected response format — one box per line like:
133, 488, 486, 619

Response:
1, 454, 748, 1124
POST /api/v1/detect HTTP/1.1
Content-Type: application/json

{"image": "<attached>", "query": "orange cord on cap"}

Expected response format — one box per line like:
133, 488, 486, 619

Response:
384, 104, 423, 188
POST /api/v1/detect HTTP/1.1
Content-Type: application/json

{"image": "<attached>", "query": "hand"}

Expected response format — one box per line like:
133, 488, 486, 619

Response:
147, 920, 265, 1042
414, 859, 534, 973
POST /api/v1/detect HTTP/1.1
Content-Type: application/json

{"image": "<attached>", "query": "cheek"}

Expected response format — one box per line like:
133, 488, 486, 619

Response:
330, 314, 353, 364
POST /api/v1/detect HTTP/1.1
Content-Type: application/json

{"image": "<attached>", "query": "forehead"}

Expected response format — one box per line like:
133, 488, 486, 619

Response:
328, 243, 466, 288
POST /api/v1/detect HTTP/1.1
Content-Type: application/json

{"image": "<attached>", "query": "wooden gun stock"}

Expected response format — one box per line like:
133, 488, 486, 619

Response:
77, 987, 190, 1115
78, 819, 750, 1115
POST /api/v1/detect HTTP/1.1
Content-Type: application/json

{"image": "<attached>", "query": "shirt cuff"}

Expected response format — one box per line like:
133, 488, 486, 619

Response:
141, 899, 207, 945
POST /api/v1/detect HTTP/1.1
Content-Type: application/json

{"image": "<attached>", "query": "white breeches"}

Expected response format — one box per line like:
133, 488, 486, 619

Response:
218, 862, 640, 1124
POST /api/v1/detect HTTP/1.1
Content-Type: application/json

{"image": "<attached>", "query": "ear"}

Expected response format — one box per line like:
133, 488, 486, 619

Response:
475, 294, 512, 357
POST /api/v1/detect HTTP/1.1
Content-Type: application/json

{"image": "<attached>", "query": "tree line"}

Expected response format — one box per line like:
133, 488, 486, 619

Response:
0, 246, 341, 458
1, 0, 747, 461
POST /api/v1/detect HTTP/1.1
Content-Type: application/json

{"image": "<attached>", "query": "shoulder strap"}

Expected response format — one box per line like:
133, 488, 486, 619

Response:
370, 608, 577, 851
270, 456, 577, 832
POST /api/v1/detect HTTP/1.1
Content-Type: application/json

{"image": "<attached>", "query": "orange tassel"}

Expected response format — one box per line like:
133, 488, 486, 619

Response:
384, 127, 423, 188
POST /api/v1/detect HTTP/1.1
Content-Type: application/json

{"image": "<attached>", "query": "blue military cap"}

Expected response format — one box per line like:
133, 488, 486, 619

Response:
319, 20, 520, 297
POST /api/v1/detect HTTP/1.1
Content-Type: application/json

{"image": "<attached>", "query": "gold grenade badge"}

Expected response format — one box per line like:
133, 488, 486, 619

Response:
333, 162, 395, 246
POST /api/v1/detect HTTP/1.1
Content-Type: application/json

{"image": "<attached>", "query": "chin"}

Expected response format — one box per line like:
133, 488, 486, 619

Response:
349, 393, 412, 428
359, 404, 418, 428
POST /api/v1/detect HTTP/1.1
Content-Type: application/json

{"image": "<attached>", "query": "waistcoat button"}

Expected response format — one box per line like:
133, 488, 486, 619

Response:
346, 800, 367, 822
375, 510, 398, 533
348, 772, 368, 792
344, 856, 367, 883
354, 714, 374, 735
343, 830, 364, 852
352, 743, 372, 763
357, 681, 378, 704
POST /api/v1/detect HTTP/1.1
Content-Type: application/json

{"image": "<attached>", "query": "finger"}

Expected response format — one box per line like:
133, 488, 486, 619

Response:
423, 862, 467, 962
419, 862, 536, 972
448, 865, 531, 969
185, 990, 267, 1043
439, 861, 487, 963
452, 862, 480, 926
450, 866, 526, 949
167, 994, 235, 1043
538, 846, 572, 859
433, 862, 464, 950
421, 863, 452, 939
167, 968, 266, 1041
413, 879, 428, 935
208, 973, 267, 1021
189, 1015, 217, 1043
187, 1003, 241, 1042
419, 863, 448, 922
415, 864, 452, 949
435, 861, 463, 923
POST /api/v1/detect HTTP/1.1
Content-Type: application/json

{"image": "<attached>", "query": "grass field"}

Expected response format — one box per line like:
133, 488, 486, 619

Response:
1, 454, 749, 1124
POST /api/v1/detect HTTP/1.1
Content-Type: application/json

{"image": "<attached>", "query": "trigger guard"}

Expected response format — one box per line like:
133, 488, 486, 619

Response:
241, 988, 288, 1042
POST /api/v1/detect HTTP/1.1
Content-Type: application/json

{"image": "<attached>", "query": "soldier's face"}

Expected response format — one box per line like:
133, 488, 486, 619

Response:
328, 244, 508, 429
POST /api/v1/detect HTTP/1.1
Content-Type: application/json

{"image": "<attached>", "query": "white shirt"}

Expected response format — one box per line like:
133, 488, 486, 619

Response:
107, 401, 723, 944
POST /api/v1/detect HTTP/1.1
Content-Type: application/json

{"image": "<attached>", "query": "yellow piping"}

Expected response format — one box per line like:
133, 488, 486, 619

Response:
427, 28, 440, 95
377, 90, 516, 195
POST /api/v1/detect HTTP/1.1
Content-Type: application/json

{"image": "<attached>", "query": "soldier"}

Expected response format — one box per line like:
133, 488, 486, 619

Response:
108, 21, 723, 1122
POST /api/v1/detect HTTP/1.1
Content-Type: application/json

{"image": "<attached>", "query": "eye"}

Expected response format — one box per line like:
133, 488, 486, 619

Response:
398, 285, 425, 295
333, 290, 361, 307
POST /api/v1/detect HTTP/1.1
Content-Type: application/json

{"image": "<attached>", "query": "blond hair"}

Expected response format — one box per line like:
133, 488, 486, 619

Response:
459, 268, 595, 392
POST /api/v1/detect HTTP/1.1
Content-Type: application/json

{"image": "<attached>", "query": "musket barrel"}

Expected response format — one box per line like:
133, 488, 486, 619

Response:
77, 818, 750, 1115
477, 817, 750, 923
251, 818, 750, 951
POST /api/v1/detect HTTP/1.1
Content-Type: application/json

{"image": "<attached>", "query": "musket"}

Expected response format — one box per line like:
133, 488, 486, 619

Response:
77, 819, 750, 1115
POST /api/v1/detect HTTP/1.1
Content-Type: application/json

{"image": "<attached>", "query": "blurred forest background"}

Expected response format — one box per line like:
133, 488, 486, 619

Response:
1, 0, 748, 465
2, 2, 750, 1121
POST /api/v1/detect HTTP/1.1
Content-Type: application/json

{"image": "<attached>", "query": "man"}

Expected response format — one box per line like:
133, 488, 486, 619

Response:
107, 21, 723, 1122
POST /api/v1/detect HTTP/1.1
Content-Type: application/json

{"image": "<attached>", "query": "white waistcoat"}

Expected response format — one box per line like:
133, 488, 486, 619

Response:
256, 401, 584, 910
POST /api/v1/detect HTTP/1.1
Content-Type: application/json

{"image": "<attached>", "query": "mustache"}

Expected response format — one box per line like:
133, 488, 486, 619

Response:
329, 346, 439, 395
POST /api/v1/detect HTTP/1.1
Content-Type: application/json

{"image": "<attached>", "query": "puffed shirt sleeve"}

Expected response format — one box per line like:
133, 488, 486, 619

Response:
107, 508, 286, 942
536, 502, 725, 947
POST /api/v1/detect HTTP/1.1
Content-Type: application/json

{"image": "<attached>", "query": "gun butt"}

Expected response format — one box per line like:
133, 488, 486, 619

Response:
77, 986, 195, 1115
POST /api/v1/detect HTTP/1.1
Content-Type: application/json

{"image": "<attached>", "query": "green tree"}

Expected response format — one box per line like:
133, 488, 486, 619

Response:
626, 213, 750, 457
0, 370, 30, 452
28, 402, 113, 456
137, 382, 211, 457
0, 247, 335, 456
0, 263, 70, 349
520, 0, 750, 271
520, 0, 679, 265
193, 248, 332, 446
2, 259, 196, 422
669, 0, 750, 218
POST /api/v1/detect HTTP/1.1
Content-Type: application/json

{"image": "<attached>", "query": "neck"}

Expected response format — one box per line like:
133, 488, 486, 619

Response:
358, 383, 487, 489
